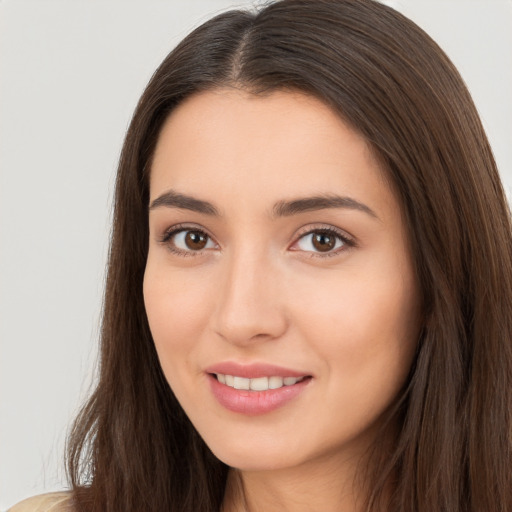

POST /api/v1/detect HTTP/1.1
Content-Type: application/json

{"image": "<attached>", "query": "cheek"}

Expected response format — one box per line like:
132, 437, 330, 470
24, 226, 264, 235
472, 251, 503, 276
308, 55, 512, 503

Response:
298, 266, 417, 344
143, 261, 214, 377
295, 259, 419, 410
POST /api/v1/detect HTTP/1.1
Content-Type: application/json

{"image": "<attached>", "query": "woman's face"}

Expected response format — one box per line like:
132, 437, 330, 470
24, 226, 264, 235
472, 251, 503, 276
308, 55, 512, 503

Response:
144, 89, 420, 472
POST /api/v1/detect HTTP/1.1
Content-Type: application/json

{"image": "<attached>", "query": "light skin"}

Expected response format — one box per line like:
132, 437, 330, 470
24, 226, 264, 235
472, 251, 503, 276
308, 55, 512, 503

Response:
143, 88, 421, 512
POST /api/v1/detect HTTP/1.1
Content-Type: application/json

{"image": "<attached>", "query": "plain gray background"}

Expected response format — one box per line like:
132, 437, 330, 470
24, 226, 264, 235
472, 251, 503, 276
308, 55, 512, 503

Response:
1, 0, 511, 509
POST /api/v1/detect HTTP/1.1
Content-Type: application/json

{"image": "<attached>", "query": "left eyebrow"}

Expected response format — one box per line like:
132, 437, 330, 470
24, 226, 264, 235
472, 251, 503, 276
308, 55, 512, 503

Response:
271, 194, 378, 220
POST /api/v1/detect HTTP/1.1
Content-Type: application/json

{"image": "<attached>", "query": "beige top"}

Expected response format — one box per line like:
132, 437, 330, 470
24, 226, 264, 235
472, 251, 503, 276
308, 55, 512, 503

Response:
8, 492, 73, 512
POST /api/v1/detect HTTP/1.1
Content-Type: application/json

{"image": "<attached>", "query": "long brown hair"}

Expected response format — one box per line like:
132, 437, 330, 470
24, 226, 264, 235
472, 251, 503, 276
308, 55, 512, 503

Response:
66, 1, 512, 510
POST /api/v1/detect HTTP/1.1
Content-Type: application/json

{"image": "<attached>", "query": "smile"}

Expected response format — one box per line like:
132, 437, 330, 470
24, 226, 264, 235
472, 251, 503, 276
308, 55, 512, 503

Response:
207, 372, 312, 415
215, 374, 307, 391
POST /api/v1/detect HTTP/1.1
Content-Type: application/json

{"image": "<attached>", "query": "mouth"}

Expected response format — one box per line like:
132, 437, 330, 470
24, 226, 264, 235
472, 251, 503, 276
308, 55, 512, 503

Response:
211, 373, 310, 391
206, 365, 313, 415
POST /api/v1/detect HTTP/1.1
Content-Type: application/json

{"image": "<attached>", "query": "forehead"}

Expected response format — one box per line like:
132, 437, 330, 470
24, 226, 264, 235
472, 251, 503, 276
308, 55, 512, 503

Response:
149, 88, 396, 220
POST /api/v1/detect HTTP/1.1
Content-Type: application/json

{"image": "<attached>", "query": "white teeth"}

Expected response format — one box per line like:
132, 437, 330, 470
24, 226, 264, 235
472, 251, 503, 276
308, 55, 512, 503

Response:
269, 376, 284, 389
249, 377, 268, 391
233, 376, 250, 390
215, 373, 305, 391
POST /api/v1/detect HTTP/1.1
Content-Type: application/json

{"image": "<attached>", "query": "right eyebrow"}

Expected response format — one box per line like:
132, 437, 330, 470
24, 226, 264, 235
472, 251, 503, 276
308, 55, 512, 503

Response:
149, 190, 220, 216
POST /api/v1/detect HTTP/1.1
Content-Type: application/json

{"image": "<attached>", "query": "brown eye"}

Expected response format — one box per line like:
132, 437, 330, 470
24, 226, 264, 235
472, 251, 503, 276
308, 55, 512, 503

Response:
312, 232, 336, 252
294, 228, 348, 255
184, 231, 208, 250
164, 228, 216, 254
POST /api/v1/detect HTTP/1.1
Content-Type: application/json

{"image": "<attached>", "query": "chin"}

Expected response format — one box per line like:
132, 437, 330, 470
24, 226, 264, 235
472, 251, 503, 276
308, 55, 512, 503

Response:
202, 431, 305, 472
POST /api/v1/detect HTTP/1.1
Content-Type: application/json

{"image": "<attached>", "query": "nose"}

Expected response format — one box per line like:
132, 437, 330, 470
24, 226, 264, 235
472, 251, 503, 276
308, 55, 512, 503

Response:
212, 249, 288, 346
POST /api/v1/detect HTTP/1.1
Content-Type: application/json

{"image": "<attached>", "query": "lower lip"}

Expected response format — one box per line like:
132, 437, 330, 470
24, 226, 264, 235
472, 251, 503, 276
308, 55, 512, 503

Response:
208, 374, 311, 415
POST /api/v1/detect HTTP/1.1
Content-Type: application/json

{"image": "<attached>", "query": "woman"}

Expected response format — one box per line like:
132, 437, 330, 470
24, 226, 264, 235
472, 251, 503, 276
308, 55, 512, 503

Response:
11, 0, 512, 511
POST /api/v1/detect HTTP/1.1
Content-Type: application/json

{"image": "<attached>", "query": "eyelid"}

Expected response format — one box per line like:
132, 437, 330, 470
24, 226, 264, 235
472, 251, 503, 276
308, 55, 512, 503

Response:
289, 224, 356, 257
159, 223, 218, 257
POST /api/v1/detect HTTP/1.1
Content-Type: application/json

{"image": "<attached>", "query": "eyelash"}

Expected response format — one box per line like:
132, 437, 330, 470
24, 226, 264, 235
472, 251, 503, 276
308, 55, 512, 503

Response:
160, 224, 215, 258
293, 226, 355, 258
159, 223, 355, 258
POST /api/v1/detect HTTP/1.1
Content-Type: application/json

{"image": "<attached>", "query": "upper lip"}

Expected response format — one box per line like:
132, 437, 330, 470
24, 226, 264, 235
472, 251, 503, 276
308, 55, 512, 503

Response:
205, 362, 311, 379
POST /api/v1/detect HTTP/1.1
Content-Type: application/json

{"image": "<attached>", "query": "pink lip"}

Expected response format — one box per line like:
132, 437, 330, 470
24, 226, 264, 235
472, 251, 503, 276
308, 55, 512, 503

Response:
205, 362, 312, 415
205, 362, 309, 379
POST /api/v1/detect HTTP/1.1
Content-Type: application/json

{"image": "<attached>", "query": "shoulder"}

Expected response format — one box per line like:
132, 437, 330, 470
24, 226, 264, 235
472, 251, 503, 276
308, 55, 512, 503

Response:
8, 492, 73, 512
